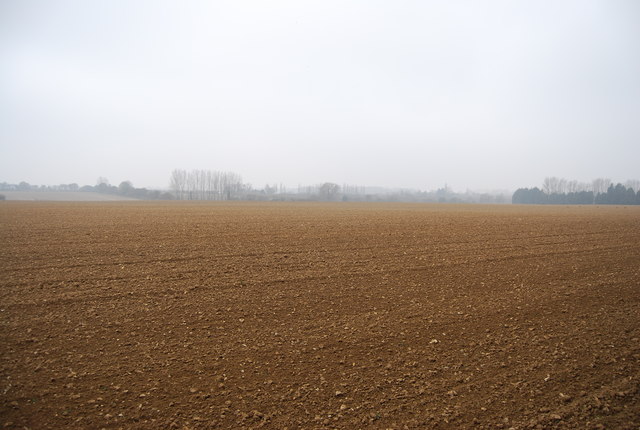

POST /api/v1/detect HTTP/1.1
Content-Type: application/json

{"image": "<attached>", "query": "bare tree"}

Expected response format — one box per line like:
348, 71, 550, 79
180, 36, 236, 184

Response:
625, 179, 640, 193
592, 178, 611, 195
197, 169, 208, 200
566, 180, 579, 193
576, 182, 591, 192
542, 177, 553, 194
223, 171, 243, 200
171, 169, 246, 200
558, 178, 567, 194
170, 169, 188, 200
187, 171, 196, 200
542, 177, 566, 194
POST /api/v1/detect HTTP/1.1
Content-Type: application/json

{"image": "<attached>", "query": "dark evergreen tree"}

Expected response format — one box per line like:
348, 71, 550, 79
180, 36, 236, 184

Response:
613, 183, 626, 204
512, 188, 528, 204
624, 187, 636, 205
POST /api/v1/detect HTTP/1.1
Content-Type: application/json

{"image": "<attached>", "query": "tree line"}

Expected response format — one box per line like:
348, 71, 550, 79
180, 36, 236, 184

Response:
94, 179, 174, 200
169, 169, 249, 200
0, 179, 173, 200
513, 178, 640, 205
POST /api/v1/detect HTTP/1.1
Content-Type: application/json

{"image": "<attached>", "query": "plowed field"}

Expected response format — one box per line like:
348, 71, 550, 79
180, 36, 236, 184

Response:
1, 202, 639, 429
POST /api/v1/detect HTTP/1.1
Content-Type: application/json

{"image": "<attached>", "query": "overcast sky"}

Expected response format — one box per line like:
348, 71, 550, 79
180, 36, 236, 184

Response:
1, 0, 639, 191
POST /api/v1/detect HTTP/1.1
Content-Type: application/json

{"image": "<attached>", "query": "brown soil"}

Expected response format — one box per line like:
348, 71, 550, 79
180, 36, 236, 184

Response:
1, 202, 639, 429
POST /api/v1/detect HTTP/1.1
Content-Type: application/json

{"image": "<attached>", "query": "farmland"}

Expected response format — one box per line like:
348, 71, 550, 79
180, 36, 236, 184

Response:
1, 202, 639, 429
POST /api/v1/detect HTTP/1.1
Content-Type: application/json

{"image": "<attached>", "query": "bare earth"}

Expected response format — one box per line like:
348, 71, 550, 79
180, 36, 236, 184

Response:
1, 202, 638, 429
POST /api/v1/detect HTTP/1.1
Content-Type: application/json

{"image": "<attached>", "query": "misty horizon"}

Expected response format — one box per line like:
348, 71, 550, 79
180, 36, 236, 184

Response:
2, 1, 639, 190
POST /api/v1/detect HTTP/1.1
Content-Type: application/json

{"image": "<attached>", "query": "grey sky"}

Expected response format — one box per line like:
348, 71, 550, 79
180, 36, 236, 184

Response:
1, 0, 639, 191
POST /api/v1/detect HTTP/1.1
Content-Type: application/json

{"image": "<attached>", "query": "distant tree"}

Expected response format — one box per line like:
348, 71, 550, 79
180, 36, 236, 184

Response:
558, 178, 567, 194
513, 187, 548, 204
170, 169, 188, 200
596, 183, 632, 205
612, 183, 627, 204
436, 184, 451, 202
542, 177, 568, 195
131, 187, 149, 199
548, 193, 565, 204
0, 194, 5, 201
68, 183, 79, 191
566, 180, 579, 193
95, 177, 113, 194
319, 182, 340, 201
624, 187, 636, 205
170, 169, 246, 200
592, 178, 611, 196
96, 183, 113, 193
533, 187, 547, 204
604, 184, 615, 204
512, 188, 527, 204
118, 181, 134, 196
264, 184, 277, 195
625, 179, 640, 193
594, 188, 607, 204
577, 191, 594, 204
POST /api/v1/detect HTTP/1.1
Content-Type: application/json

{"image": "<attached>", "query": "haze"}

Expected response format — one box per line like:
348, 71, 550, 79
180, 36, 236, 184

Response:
1, 0, 639, 191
